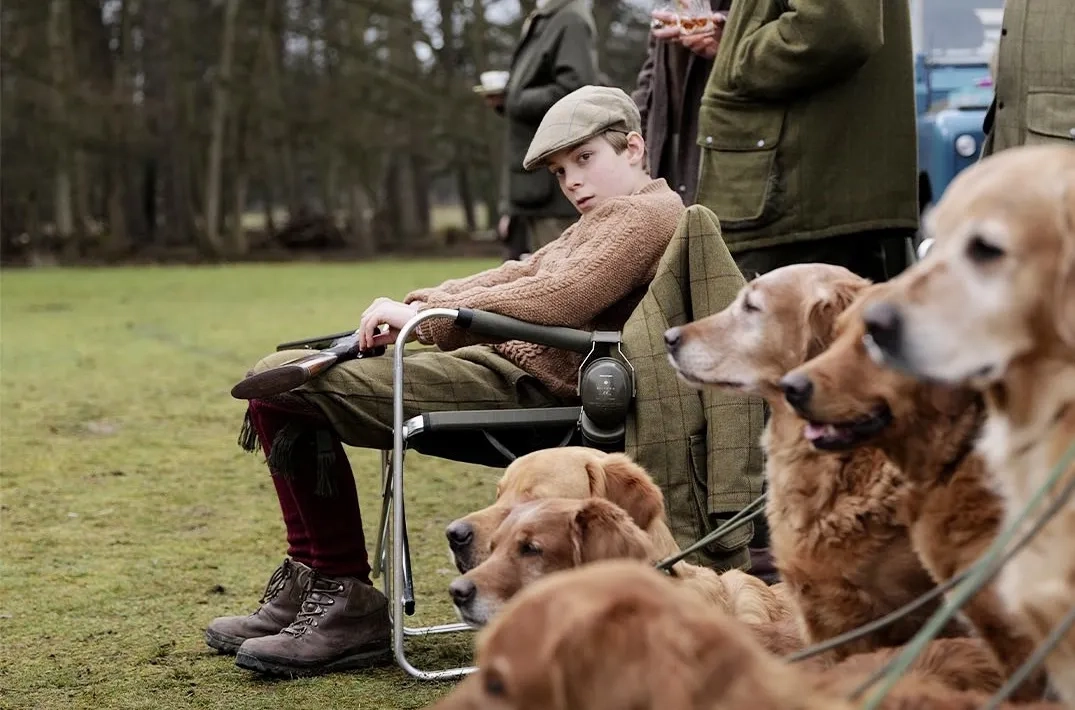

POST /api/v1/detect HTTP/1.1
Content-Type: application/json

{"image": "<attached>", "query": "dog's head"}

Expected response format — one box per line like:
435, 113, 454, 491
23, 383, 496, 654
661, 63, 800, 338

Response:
862, 145, 1075, 387
447, 497, 654, 628
781, 283, 981, 452
664, 264, 871, 402
431, 560, 826, 710
445, 447, 665, 573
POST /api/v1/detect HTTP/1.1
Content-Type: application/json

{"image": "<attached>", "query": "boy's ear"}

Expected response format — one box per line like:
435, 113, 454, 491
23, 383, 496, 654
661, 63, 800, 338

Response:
626, 131, 647, 167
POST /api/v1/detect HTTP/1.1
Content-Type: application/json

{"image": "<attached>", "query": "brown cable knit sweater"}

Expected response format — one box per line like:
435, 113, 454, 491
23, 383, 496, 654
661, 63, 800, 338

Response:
404, 178, 685, 398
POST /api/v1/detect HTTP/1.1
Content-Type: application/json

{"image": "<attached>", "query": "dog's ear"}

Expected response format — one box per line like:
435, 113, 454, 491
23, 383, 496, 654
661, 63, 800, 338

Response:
570, 498, 654, 565
586, 454, 665, 530
805, 278, 870, 360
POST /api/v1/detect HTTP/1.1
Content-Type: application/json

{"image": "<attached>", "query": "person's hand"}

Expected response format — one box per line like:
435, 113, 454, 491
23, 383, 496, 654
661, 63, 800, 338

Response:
358, 298, 421, 350
650, 9, 681, 40
679, 13, 726, 59
497, 215, 511, 241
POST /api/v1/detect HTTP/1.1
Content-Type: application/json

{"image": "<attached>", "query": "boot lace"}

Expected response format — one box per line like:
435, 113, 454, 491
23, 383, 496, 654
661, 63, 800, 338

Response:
258, 559, 292, 605
281, 573, 344, 637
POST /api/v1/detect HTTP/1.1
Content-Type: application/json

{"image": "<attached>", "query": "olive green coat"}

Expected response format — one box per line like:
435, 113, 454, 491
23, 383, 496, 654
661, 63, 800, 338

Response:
982, 0, 1075, 157
695, 0, 919, 252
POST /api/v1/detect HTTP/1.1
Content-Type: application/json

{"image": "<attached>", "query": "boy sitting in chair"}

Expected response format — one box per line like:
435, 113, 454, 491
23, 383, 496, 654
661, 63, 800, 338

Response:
208, 85, 685, 677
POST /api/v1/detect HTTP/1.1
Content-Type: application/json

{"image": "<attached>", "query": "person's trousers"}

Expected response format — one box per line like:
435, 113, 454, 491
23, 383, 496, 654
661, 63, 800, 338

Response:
238, 345, 565, 581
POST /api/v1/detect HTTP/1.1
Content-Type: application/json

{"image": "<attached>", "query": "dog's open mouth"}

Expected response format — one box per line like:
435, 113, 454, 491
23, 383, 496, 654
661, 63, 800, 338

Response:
802, 405, 893, 450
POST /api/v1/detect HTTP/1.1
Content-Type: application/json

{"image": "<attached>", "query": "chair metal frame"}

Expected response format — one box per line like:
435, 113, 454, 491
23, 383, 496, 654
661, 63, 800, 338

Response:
373, 307, 617, 680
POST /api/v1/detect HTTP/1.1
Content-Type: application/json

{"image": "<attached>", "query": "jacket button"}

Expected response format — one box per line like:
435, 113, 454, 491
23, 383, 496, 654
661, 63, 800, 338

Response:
678, 185, 687, 193
1001, 28, 1007, 36
756, 139, 765, 147
705, 136, 713, 144
1069, 128, 1075, 139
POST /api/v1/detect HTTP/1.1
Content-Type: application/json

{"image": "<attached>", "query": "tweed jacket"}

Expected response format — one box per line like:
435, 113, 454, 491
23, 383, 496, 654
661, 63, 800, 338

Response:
982, 0, 1075, 156
622, 204, 765, 571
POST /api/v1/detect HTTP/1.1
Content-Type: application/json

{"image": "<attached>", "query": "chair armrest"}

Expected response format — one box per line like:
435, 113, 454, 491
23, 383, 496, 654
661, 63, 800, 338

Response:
453, 308, 594, 353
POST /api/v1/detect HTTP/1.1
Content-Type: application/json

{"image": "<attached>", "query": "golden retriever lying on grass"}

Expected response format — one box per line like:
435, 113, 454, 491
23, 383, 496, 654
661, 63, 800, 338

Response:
447, 496, 790, 629
862, 144, 1075, 705
664, 264, 949, 659
782, 282, 1047, 700
444, 447, 680, 574
428, 561, 1051, 710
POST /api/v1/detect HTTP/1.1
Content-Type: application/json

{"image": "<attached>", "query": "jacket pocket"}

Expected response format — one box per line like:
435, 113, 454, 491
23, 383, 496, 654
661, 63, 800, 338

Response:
696, 99, 787, 231
509, 167, 555, 208
1025, 90, 1075, 146
688, 434, 754, 554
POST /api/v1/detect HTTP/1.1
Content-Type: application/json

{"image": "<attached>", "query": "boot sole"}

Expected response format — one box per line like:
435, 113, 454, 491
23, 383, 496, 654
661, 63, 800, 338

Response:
234, 640, 393, 677
205, 628, 248, 656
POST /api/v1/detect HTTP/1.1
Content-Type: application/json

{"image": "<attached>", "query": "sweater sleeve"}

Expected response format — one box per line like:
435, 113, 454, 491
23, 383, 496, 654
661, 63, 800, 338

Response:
403, 255, 543, 305
728, 0, 883, 101
417, 196, 679, 350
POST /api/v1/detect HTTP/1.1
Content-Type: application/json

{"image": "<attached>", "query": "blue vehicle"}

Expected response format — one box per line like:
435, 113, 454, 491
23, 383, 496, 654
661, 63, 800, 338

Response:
912, 0, 1004, 216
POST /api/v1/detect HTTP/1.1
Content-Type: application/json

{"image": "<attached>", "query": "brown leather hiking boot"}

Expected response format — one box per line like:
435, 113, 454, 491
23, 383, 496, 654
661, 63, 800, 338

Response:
205, 558, 311, 655
234, 572, 392, 677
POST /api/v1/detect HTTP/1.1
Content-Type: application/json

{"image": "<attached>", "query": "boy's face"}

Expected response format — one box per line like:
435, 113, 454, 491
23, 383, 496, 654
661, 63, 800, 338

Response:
545, 133, 646, 215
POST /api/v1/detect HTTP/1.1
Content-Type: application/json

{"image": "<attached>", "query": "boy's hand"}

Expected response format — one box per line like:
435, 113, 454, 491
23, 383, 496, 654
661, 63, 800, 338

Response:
358, 298, 421, 350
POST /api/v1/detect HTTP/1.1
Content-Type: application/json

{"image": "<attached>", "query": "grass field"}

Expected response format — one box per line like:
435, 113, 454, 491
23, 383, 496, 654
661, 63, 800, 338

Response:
0, 259, 506, 709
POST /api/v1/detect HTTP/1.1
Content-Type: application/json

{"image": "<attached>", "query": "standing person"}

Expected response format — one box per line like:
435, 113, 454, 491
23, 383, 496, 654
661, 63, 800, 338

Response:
632, 1, 730, 205
695, 0, 917, 283
487, 0, 600, 260
981, 0, 1075, 157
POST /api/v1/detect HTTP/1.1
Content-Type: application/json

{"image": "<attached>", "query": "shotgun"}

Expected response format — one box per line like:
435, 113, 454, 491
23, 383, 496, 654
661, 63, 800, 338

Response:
230, 331, 385, 400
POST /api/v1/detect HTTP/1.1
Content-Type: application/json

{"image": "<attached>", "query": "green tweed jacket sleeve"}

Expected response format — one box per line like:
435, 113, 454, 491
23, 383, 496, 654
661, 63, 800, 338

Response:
729, 0, 884, 100
622, 205, 766, 571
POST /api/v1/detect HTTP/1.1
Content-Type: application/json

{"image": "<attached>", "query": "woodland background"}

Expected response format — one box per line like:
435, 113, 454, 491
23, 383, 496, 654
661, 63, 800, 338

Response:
0, 0, 651, 265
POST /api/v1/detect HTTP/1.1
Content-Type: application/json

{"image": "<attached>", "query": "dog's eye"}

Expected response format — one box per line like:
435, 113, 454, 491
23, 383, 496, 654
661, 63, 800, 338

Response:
966, 235, 1005, 263
518, 541, 542, 556
742, 295, 760, 313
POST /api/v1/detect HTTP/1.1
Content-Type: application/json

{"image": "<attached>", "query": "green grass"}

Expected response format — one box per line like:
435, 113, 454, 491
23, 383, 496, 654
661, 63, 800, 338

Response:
0, 259, 505, 709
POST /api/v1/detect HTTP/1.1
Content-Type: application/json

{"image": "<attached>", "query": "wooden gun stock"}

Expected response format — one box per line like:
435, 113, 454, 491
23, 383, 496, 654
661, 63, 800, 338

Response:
230, 333, 385, 400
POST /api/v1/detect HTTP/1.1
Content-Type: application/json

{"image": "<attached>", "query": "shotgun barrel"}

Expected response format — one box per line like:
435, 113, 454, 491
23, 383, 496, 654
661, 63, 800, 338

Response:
230, 332, 385, 400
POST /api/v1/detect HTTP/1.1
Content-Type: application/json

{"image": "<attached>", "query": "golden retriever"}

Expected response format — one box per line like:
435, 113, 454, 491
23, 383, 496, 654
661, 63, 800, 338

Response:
664, 263, 949, 659
427, 561, 1048, 710
447, 496, 790, 629
782, 282, 1047, 700
861, 144, 1075, 703
445, 447, 680, 573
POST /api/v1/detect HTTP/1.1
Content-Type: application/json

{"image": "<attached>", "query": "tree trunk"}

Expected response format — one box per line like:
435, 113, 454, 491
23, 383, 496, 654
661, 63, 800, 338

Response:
104, 0, 133, 256
48, 0, 75, 256
203, 0, 241, 257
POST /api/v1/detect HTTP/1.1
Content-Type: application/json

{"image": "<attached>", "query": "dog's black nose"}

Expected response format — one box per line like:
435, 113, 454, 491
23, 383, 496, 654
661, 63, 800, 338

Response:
448, 578, 476, 606
664, 327, 682, 352
445, 521, 474, 550
862, 301, 903, 354
780, 372, 814, 410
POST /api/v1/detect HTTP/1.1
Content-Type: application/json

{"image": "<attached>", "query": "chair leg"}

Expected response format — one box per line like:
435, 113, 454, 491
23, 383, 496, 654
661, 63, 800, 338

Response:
384, 436, 475, 680
372, 450, 392, 580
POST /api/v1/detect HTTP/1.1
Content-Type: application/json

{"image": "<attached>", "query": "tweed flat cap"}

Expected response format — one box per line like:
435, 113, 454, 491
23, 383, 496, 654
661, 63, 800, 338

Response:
522, 85, 642, 170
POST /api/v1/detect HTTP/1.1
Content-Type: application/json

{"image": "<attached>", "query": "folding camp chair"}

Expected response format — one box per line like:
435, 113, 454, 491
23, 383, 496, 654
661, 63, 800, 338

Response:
371, 308, 635, 680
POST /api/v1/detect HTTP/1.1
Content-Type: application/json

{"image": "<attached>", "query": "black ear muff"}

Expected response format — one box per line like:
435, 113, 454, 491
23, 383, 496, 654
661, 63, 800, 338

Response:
578, 332, 634, 448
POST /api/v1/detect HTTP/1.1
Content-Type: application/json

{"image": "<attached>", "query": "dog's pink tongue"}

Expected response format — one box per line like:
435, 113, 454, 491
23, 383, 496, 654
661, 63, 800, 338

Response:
803, 423, 837, 441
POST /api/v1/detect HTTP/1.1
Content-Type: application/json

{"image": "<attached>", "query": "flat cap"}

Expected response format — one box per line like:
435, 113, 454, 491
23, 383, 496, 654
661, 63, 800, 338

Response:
522, 85, 642, 171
